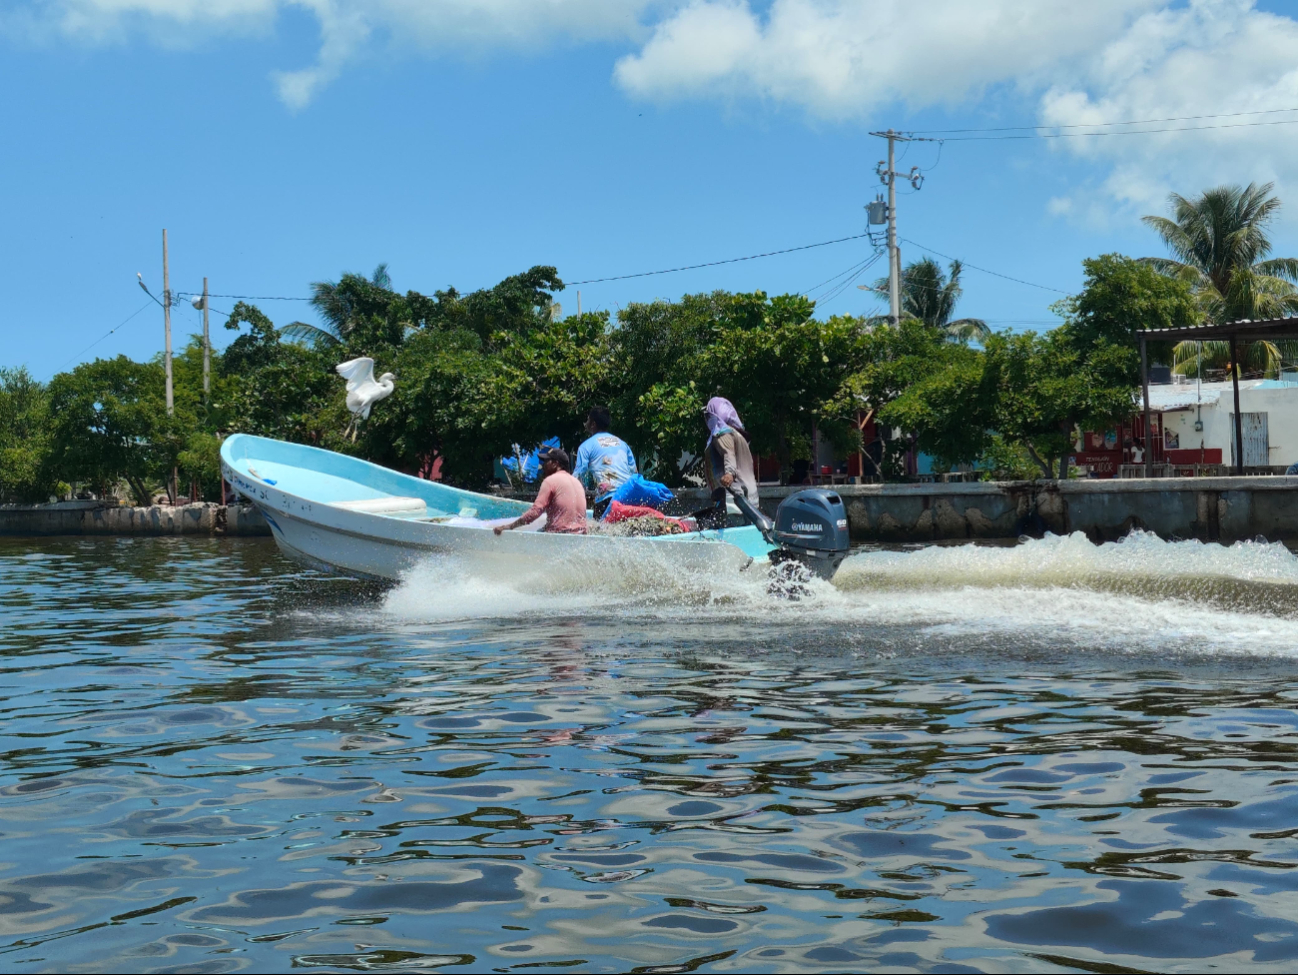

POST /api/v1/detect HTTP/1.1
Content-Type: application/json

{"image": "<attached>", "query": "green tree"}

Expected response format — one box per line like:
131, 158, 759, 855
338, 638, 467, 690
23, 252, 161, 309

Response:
698, 295, 866, 469
873, 258, 989, 343
47, 357, 169, 503
219, 302, 342, 444
377, 269, 577, 480
887, 329, 1129, 482
0, 368, 57, 502
608, 292, 730, 481
368, 309, 610, 485
1052, 253, 1200, 383
877, 339, 998, 471
880, 256, 1175, 480
987, 330, 1135, 479
611, 291, 873, 484
281, 263, 396, 348
423, 266, 565, 347
177, 431, 224, 498
1143, 182, 1298, 377
840, 318, 961, 478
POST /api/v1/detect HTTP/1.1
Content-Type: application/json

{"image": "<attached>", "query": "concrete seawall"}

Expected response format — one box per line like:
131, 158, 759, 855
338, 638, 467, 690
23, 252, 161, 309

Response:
0, 501, 271, 537
678, 477, 1298, 545
8, 478, 1298, 544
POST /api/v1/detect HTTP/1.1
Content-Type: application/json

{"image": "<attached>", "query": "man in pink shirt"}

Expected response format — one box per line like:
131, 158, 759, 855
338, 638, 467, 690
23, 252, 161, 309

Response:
494, 446, 588, 535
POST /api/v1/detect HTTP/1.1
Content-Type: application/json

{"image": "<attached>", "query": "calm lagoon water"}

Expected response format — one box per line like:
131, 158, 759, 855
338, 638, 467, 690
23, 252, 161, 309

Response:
6, 532, 1298, 972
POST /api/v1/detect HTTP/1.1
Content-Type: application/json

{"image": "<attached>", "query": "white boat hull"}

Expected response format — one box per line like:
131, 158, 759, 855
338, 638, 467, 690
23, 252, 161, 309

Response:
220, 435, 770, 583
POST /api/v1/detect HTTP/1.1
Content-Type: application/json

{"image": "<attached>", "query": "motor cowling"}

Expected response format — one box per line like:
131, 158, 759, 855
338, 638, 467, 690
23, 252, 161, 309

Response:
772, 489, 850, 578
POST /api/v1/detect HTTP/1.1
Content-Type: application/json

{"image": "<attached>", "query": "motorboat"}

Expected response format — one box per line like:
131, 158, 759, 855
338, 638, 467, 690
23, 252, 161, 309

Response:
219, 434, 783, 582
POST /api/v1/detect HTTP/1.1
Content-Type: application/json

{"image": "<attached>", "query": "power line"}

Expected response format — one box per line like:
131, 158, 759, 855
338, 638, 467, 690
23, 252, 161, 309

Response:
916, 140, 943, 173
940, 117, 1298, 141
46, 299, 155, 379
820, 256, 883, 306
900, 238, 1069, 294
914, 106, 1298, 135
801, 250, 883, 300
175, 292, 310, 301
983, 318, 1065, 325
566, 233, 873, 285
164, 233, 877, 303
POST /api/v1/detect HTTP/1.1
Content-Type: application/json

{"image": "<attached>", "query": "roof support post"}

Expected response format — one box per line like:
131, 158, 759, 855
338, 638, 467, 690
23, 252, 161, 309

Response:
1230, 333, 1244, 475
1139, 335, 1152, 478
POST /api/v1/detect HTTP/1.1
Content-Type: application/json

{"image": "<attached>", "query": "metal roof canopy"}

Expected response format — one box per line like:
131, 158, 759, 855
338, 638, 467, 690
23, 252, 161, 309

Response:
1134, 317, 1298, 476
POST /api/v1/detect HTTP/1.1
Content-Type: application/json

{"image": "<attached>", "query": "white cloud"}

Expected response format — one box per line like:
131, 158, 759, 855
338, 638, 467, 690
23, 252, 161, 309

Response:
613, 0, 1162, 117
613, 0, 1298, 219
10, 0, 1298, 221
5, 0, 656, 108
9, 0, 277, 45
1038, 0, 1298, 215
271, 0, 370, 112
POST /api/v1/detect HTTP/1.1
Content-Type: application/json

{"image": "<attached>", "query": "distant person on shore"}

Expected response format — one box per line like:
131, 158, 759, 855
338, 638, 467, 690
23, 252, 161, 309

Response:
494, 446, 588, 535
573, 406, 638, 516
703, 397, 758, 504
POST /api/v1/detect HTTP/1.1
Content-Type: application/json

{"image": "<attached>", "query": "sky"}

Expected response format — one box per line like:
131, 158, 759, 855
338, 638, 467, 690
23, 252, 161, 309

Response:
3, 0, 1298, 378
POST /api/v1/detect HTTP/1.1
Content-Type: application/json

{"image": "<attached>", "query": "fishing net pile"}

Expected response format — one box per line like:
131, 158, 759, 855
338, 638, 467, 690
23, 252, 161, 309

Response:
594, 515, 690, 537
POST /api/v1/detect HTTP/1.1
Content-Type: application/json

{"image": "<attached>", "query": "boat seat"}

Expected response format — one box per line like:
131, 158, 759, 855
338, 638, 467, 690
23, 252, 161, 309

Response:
329, 496, 428, 518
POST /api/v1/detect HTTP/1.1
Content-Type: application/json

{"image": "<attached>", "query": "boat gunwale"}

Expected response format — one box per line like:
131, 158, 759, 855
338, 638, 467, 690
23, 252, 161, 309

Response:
219, 433, 766, 560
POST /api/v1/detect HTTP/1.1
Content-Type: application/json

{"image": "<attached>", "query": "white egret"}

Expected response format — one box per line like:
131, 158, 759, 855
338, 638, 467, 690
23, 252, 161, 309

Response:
336, 357, 395, 441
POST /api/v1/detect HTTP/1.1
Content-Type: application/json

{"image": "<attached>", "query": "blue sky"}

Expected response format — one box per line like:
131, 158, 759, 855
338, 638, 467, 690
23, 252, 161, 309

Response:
3, 0, 1298, 378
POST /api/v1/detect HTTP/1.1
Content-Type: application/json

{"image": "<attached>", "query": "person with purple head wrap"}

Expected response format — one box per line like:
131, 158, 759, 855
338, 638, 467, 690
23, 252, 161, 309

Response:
703, 397, 758, 504
704, 397, 744, 447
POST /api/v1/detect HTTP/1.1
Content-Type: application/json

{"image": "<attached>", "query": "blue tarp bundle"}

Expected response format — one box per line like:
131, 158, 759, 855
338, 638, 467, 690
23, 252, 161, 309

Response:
499, 437, 561, 484
605, 473, 674, 514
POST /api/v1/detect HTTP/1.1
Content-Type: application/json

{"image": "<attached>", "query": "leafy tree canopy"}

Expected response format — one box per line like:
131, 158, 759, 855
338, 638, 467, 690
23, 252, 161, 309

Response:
1052, 253, 1200, 385
47, 356, 171, 504
1142, 181, 1298, 323
1143, 183, 1298, 379
612, 291, 871, 483
872, 257, 990, 344
0, 367, 57, 503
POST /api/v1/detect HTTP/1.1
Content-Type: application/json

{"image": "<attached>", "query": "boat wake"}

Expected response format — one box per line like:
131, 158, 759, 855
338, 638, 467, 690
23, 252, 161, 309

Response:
376, 531, 1298, 658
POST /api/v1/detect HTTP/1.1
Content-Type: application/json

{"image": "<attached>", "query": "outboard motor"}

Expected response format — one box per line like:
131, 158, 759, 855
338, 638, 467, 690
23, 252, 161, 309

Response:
726, 486, 851, 580
772, 489, 851, 579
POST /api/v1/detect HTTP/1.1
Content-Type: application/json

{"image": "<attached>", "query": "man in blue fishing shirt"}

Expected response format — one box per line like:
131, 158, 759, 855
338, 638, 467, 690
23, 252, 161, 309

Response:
573, 406, 638, 515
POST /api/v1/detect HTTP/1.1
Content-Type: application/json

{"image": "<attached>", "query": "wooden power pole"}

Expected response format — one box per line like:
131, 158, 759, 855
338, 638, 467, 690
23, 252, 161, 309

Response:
202, 277, 211, 401
162, 229, 174, 415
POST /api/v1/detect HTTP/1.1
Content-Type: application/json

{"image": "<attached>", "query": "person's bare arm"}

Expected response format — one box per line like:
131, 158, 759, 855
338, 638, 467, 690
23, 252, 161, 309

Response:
495, 482, 550, 535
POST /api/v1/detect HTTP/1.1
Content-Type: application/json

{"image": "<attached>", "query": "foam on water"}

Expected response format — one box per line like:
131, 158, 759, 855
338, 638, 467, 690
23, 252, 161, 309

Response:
379, 531, 1298, 656
835, 529, 1298, 591
381, 546, 776, 620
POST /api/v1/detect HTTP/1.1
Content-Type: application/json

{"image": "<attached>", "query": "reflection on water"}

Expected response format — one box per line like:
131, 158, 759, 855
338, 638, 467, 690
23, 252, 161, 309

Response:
4, 533, 1298, 972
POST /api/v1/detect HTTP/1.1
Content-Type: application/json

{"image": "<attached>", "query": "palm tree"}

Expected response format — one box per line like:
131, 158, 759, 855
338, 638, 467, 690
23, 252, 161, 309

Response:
1170, 336, 1292, 379
1143, 183, 1298, 378
281, 263, 394, 348
871, 257, 990, 343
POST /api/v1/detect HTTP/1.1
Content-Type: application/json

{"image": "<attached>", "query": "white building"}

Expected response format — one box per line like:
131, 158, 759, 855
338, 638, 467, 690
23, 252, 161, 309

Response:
1145, 378, 1298, 469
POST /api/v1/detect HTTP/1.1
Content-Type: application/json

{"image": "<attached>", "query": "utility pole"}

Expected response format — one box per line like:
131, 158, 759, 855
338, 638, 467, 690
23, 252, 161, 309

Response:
870, 129, 933, 324
202, 277, 211, 402
885, 132, 900, 323
162, 229, 174, 415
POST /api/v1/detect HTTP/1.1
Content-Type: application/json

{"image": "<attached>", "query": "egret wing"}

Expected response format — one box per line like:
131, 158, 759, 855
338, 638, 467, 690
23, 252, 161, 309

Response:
335, 357, 376, 393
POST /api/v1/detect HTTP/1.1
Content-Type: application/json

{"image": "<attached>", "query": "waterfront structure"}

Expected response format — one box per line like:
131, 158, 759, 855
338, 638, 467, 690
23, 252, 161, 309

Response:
1074, 378, 1298, 477
1135, 317, 1298, 475
1148, 378, 1298, 472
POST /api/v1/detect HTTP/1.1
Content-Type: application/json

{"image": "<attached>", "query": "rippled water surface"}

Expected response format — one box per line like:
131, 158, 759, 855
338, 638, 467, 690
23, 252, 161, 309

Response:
6, 532, 1298, 973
